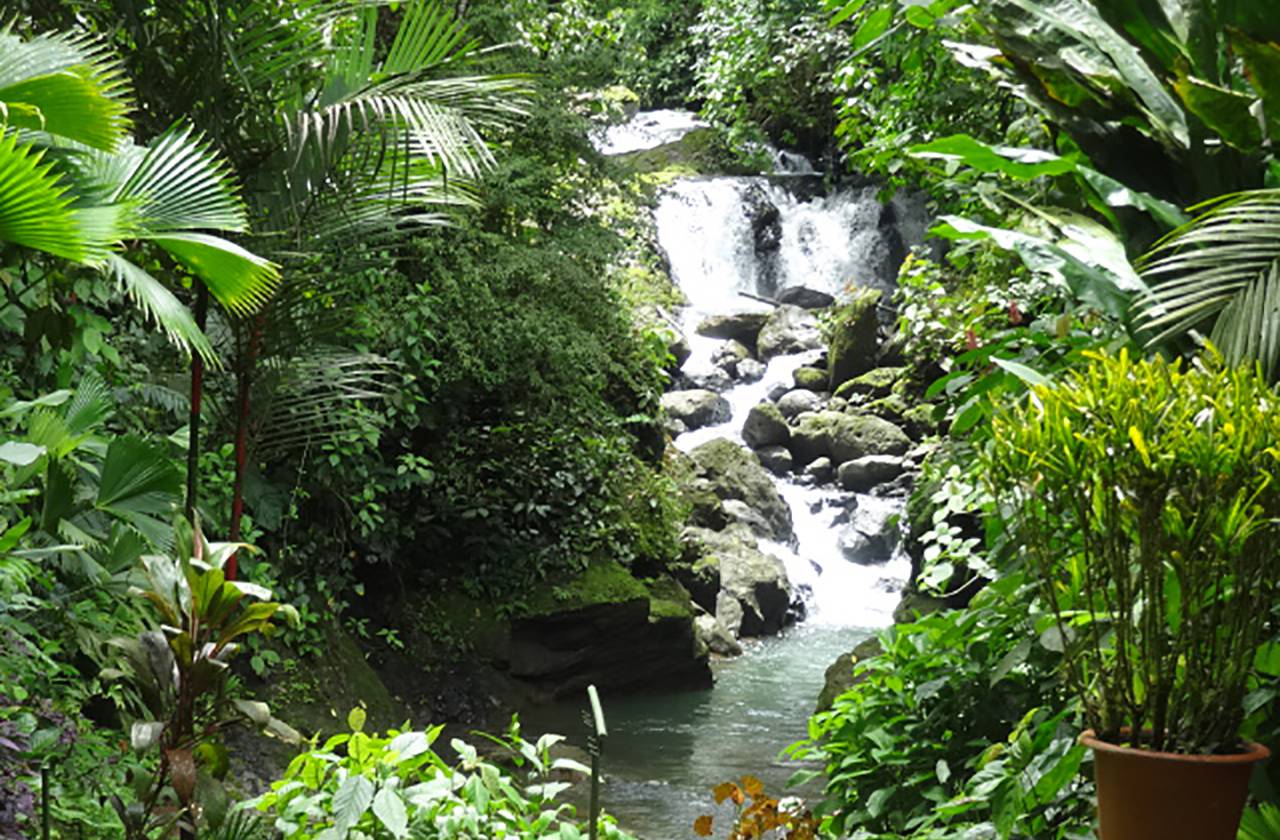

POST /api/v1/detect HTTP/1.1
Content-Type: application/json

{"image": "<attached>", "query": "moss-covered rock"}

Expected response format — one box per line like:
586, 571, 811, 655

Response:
827, 287, 882, 389
689, 438, 793, 540
815, 635, 883, 713
620, 127, 758, 179
789, 410, 912, 466
522, 559, 650, 617
647, 575, 697, 621
793, 366, 828, 391
742, 402, 790, 449
834, 366, 907, 401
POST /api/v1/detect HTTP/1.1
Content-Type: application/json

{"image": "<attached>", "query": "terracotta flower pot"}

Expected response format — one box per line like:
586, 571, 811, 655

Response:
1081, 730, 1271, 840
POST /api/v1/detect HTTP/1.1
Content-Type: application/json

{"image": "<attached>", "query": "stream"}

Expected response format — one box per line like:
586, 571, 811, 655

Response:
524, 112, 919, 839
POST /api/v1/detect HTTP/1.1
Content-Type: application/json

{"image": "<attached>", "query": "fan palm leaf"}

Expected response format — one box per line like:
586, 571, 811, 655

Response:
1134, 190, 1280, 379
0, 26, 132, 150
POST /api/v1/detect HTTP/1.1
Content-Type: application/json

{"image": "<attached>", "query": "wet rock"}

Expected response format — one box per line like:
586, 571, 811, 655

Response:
789, 411, 911, 467
793, 366, 828, 391
712, 340, 752, 375
695, 613, 743, 657
668, 332, 692, 371
742, 402, 790, 449
804, 457, 834, 483
680, 526, 794, 638
736, 358, 766, 383
696, 311, 770, 344
675, 368, 735, 394
767, 381, 792, 402
816, 636, 884, 713
837, 455, 905, 492
837, 498, 901, 564
689, 439, 793, 541
834, 366, 907, 401
778, 286, 836, 309
723, 499, 776, 539
745, 184, 782, 255
755, 445, 793, 476
758, 305, 823, 360
662, 389, 731, 430
777, 389, 822, 419
827, 287, 882, 389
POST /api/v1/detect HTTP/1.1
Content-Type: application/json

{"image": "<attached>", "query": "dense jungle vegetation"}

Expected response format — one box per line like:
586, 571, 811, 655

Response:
4, 0, 1280, 838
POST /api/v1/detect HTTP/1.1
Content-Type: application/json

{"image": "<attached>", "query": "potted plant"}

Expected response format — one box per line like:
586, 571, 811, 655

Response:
983, 348, 1279, 839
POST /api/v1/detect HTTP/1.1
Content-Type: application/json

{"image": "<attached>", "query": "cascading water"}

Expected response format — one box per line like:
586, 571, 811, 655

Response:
525, 112, 917, 839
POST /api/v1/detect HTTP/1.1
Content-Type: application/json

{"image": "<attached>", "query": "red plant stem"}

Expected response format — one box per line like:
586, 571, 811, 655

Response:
184, 282, 210, 520
227, 313, 264, 580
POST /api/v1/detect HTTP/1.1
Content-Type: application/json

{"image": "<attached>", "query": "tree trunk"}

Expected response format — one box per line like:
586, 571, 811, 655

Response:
184, 282, 210, 520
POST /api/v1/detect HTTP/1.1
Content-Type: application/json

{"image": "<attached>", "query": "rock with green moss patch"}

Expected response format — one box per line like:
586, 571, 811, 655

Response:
834, 366, 907, 401
827, 287, 882, 389
619, 127, 758, 178
789, 411, 911, 467
816, 635, 884, 713
689, 438, 793, 540
742, 402, 789, 449
758, 305, 823, 360
793, 366, 828, 391
679, 525, 793, 637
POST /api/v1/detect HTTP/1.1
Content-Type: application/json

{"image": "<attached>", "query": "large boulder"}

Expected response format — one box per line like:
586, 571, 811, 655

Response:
755, 445, 793, 476
689, 439, 793, 541
662, 389, 731, 430
837, 496, 901, 564
834, 366, 907, 401
793, 366, 828, 391
837, 455, 905, 492
696, 311, 770, 344
816, 636, 883, 712
778, 286, 836, 309
757, 305, 823, 360
508, 561, 712, 700
695, 613, 743, 657
678, 526, 794, 637
742, 402, 790, 449
789, 411, 911, 467
777, 389, 822, 419
827, 287, 882, 389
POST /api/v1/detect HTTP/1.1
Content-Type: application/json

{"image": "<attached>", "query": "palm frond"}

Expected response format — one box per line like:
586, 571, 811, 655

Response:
0, 131, 97, 262
104, 254, 218, 363
148, 232, 280, 317
1134, 190, 1280, 375
115, 125, 249, 234
0, 27, 132, 150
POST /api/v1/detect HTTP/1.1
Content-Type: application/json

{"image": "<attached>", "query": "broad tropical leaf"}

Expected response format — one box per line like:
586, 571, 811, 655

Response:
0, 27, 132, 149
0, 132, 113, 262
149, 232, 280, 316
105, 255, 218, 363
114, 125, 249, 234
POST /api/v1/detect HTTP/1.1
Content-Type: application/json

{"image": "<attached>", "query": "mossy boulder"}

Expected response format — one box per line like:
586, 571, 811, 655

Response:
758, 305, 823, 360
697, 311, 770, 344
742, 402, 790, 449
620, 127, 757, 178
678, 525, 793, 638
689, 438, 793, 540
834, 366, 907, 401
793, 366, 828, 391
661, 389, 731, 430
827, 287, 882, 389
816, 635, 883, 713
522, 559, 650, 617
789, 411, 911, 467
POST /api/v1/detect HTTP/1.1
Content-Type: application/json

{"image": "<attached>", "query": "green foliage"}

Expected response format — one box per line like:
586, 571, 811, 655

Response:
691, 0, 845, 153
985, 349, 1280, 754
790, 574, 1089, 839
250, 716, 635, 839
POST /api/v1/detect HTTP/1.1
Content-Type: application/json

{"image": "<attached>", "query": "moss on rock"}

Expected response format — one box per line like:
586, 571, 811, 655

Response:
522, 559, 651, 617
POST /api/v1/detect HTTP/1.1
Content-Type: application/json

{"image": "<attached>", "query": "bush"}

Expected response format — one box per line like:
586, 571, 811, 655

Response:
789, 574, 1090, 839
250, 714, 635, 839
984, 348, 1280, 754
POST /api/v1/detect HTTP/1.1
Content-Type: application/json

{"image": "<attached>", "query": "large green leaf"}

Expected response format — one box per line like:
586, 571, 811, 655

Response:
149, 232, 280, 316
908, 135, 1078, 180
0, 28, 131, 150
114, 125, 249, 234
1231, 29, 1280, 138
1172, 74, 1263, 151
1135, 190, 1280, 377
96, 435, 182, 521
0, 132, 105, 263
988, 0, 1190, 148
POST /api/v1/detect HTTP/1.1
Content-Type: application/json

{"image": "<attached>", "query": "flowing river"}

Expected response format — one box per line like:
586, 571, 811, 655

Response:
525, 112, 920, 839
